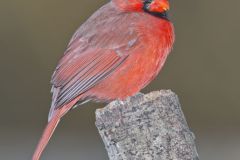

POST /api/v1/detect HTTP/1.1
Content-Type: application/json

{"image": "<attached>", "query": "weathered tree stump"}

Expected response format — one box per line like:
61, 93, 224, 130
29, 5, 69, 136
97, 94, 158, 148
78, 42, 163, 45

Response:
95, 90, 199, 160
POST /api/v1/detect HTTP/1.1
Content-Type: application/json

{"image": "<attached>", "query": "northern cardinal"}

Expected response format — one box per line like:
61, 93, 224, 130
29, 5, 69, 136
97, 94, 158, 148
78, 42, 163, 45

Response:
33, 0, 174, 159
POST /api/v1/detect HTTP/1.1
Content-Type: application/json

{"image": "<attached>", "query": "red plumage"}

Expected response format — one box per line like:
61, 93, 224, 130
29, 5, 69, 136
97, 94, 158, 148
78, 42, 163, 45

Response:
33, 0, 174, 159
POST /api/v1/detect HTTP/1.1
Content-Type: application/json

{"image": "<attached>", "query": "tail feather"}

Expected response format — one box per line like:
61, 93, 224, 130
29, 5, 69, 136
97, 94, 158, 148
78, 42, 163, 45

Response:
33, 97, 80, 160
32, 110, 61, 160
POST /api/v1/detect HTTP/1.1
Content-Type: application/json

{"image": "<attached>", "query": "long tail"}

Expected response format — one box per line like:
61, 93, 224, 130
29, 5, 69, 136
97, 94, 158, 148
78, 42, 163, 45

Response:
32, 97, 80, 160
32, 110, 61, 160
32, 101, 76, 160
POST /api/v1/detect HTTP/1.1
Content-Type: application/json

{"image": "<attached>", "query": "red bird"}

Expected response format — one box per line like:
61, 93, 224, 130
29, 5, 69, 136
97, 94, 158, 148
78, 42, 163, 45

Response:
33, 0, 174, 159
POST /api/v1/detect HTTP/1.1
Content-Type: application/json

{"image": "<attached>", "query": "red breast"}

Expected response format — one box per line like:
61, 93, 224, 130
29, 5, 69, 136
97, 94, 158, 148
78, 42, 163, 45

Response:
85, 14, 174, 101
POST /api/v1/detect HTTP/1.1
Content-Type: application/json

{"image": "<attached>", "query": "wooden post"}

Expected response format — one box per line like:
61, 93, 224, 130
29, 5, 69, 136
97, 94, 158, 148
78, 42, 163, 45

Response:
95, 90, 199, 160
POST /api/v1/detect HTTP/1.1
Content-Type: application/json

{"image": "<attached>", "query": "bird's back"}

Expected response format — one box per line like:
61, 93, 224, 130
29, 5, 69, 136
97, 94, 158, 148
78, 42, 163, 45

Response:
50, 2, 174, 116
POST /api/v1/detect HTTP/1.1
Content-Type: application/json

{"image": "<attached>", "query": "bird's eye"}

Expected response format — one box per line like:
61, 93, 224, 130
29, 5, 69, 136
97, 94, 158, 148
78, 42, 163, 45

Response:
143, 0, 152, 11
143, 0, 153, 5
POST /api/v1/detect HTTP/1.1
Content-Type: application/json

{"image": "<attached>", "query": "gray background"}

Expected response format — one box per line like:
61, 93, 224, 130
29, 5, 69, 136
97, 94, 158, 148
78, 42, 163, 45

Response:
0, 0, 239, 159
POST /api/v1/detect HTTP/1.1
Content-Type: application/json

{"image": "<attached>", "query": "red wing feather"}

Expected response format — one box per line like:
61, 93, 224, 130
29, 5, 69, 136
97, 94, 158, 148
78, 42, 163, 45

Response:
49, 47, 127, 120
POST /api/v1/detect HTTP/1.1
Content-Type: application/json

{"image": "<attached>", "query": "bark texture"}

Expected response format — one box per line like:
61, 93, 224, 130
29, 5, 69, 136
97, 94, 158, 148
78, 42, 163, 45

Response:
95, 90, 199, 160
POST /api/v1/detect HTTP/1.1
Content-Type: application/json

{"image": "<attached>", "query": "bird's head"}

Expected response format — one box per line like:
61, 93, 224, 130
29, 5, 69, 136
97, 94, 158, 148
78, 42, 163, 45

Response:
143, 0, 169, 13
112, 0, 170, 13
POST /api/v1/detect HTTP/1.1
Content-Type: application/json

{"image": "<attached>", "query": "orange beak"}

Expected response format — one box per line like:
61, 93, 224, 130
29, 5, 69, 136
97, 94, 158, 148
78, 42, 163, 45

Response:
148, 0, 170, 13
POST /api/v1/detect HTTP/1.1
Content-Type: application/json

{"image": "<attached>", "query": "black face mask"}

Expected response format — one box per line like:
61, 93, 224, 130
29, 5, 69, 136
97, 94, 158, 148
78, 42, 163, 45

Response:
143, 0, 169, 20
